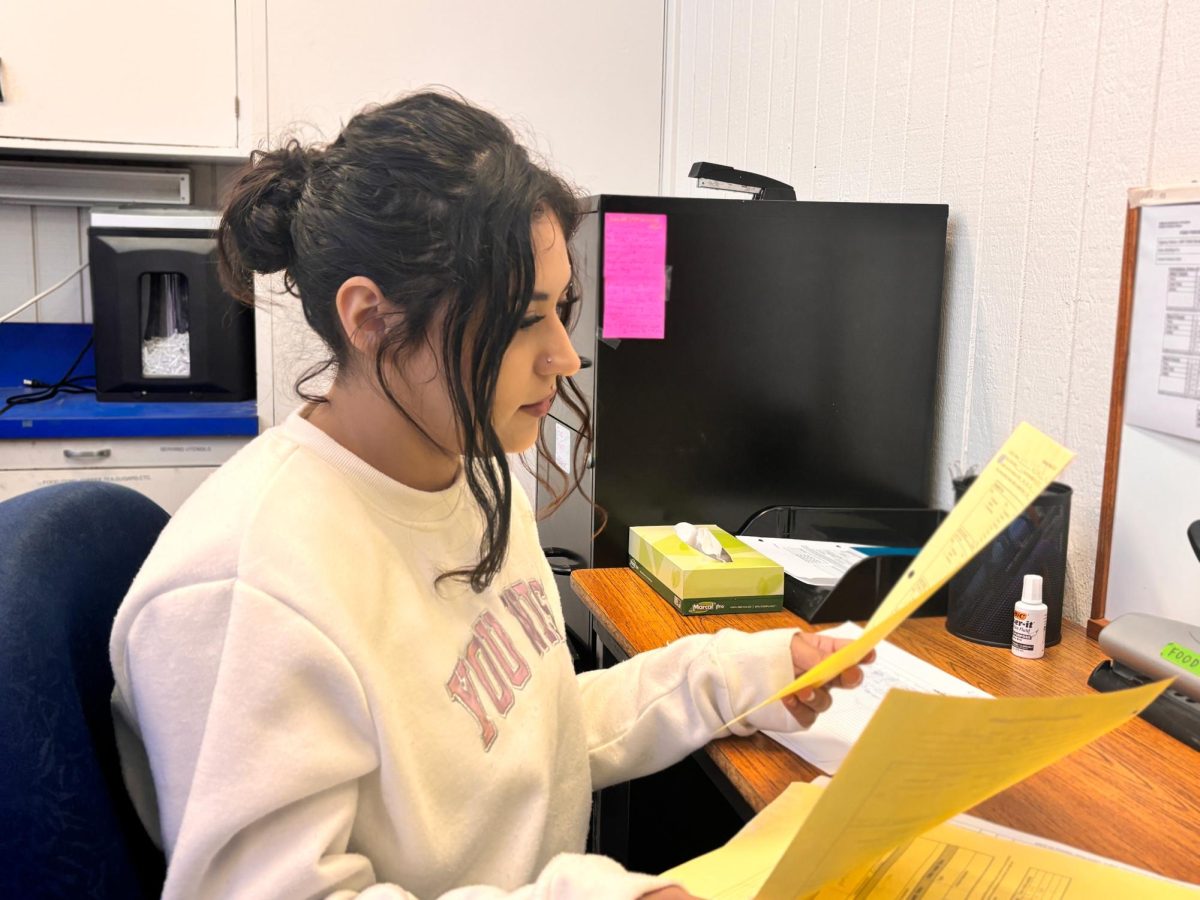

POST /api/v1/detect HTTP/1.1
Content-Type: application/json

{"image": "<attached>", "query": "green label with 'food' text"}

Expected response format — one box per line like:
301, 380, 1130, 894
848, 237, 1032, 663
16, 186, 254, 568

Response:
1160, 642, 1200, 675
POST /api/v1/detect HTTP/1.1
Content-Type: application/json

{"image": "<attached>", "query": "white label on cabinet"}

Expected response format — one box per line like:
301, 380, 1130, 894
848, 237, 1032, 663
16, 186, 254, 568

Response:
555, 422, 571, 475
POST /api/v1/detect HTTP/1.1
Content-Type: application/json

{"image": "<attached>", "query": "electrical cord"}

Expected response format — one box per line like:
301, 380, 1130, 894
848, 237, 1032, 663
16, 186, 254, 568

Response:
0, 261, 91, 325
0, 336, 96, 417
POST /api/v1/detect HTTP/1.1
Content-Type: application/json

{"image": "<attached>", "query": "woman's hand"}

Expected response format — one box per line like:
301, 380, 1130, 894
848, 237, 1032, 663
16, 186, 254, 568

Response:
782, 631, 876, 728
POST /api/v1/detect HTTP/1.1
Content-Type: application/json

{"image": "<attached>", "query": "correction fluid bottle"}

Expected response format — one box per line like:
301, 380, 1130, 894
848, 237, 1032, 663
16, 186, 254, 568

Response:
1011, 574, 1047, 659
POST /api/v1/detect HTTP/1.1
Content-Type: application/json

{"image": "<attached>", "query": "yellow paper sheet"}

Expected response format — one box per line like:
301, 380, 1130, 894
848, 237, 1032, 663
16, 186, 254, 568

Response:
863, 421, 1074, 629
665, 779, 1195, 899
757, 680, 1169, 899
662, 781, 826, 899
722, 422, 1074, 731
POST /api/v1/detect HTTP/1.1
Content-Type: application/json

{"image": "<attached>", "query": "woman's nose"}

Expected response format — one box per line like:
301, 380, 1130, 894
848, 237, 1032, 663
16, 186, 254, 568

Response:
540, 320, 581, 378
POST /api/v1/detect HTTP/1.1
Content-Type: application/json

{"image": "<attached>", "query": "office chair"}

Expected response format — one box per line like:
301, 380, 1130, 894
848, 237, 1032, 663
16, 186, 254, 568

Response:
0, 481, 169, 898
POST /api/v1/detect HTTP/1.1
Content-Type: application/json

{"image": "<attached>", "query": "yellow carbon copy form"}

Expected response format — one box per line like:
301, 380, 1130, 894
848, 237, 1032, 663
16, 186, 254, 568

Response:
669, 680, 1174, 899
721, 422, 1075, 731
665, 771, 1191, 899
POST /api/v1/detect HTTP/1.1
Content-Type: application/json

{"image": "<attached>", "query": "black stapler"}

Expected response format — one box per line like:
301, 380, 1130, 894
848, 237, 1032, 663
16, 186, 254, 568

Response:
688, 162, 797, 201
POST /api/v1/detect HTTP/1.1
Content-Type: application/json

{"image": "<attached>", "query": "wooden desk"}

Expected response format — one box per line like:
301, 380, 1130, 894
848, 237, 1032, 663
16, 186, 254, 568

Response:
572, 568, 1200, 884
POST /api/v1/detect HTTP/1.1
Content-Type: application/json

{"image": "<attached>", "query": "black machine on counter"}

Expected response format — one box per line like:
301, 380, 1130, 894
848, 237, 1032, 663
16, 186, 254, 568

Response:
536, 166, 950, 664
88, 208, 255, 403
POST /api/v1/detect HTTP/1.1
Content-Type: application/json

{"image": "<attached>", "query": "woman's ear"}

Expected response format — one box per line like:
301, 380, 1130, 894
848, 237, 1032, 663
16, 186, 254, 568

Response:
334, 276, 391, 355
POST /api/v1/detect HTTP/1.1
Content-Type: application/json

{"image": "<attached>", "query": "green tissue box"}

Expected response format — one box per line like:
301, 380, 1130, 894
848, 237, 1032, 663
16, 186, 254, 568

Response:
628, 525, 785, 616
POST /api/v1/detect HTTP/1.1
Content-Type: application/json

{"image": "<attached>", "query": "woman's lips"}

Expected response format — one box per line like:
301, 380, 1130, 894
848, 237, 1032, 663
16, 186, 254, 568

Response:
520, 393, 556, 417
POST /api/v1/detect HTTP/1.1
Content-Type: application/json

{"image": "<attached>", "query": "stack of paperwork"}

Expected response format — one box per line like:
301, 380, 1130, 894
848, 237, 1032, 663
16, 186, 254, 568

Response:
676, 423, 1188, 898
665, 769, 1191, 898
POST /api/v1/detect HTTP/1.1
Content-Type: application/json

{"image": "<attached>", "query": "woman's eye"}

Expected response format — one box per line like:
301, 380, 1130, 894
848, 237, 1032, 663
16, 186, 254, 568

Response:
556, 295, 579, 323
520, 290, 576, 329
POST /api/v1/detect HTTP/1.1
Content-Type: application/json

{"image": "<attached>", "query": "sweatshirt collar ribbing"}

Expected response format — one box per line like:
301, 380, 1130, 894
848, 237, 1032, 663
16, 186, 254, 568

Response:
281, 408, 466, 525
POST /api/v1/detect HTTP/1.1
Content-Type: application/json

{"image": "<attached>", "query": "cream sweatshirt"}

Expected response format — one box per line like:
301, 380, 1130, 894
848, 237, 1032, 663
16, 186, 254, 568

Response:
109, 410, 802, 899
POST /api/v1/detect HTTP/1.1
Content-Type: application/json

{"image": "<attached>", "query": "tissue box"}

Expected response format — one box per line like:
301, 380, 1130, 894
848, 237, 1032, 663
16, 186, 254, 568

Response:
628, 525, 785, 616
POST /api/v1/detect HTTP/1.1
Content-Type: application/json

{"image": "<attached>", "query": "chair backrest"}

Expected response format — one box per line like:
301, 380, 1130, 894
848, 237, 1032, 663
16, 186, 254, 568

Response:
0, 481, 170, 899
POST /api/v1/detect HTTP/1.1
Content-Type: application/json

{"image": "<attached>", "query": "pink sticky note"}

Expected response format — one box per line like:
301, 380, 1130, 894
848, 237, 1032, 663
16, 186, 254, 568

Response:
602, 212, 667, 339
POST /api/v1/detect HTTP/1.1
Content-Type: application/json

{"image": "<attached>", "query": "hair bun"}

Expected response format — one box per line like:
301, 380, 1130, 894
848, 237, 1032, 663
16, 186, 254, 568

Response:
218, 140, 314, 278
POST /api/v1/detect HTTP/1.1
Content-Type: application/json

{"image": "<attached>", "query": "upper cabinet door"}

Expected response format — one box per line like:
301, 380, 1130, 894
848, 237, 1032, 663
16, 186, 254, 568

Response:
0, 1, 238, 149
265, 0, 665, 197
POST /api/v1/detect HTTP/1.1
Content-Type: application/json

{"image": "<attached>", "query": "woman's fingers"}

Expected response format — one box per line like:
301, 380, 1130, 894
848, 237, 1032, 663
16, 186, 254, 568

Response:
790, 633, 877, 684
785, 633, 877, 727
830, 662, 868, 689
782, 694, 817, 728
804, 686, 834, 712
789, 631, 832, 672
783, 685, 834, 727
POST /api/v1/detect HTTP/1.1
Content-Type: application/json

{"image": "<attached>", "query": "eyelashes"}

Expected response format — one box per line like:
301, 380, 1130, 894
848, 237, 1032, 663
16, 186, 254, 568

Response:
519, 295, 577, 330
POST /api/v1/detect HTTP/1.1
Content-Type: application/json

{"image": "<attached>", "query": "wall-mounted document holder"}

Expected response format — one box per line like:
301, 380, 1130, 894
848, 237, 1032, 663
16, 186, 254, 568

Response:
739, 506, 948, 624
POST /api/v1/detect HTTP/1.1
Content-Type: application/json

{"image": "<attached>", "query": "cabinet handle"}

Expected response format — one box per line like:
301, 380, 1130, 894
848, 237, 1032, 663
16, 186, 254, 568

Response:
0, 58, 5, 103
63, 448, 112, 460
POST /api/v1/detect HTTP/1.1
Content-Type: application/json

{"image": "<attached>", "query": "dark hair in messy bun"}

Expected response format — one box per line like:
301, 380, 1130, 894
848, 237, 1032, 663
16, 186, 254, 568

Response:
218, 141, 311, 279
216, 90, 591, 593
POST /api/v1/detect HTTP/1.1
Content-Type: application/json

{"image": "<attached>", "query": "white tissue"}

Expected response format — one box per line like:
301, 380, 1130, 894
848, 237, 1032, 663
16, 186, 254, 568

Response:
673, 522, 732, 563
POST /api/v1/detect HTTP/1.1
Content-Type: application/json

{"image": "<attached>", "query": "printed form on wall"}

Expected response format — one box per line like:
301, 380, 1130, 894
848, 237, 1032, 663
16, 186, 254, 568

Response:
1124, 202, 1200, 444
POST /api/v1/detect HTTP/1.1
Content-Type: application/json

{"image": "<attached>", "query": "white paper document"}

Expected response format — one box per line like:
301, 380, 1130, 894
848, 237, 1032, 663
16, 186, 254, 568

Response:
738, 536, 872, 586
763, 622, 990, 774
950, 811, 1199, 887
1124, 202, 1200, 444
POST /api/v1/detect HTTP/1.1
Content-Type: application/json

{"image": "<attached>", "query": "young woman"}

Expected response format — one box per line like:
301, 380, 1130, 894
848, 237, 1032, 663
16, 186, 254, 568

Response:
109, 91, 872, 899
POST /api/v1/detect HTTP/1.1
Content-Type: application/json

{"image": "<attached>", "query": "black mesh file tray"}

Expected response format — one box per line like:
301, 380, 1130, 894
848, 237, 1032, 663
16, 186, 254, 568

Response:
738, 506, 947, 624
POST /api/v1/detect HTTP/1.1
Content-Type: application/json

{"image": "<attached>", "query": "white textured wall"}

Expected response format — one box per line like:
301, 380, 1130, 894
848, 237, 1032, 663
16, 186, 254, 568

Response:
661, 0, 1200, 622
